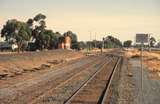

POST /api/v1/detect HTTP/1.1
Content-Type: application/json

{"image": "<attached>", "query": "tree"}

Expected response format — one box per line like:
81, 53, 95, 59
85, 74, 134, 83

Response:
78, 41, 87, 49
1, 19, 32, 52
103, 35, 122, 48
86, 41, 94, 50
96, 41, 103, 49
157, 42, 160, 48
34, 29, 56, 50
58, 36, 65, 43
26, 18, 34, 28
150, 37, 156, 47
34, 13, 46, 22
45, 30, 61, 49
32, 13, 48, 50
27, 14, 65, 50
52, 32, 62, 49
123, 40, 132, 47
1, 14, 81, 51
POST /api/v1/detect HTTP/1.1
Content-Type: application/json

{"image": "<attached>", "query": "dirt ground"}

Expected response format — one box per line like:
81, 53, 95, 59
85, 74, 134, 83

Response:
117, 56, 136, 104
0, 52, 109, 104
0, 50, 84, 79
125, 49, 160, 79
116, 49, 160, 104
0, 48, 117, 80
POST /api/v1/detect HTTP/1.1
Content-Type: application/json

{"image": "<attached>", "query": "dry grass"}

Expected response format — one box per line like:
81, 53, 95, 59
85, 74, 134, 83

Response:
125, 49, 160, 79
0, 50, 84, 79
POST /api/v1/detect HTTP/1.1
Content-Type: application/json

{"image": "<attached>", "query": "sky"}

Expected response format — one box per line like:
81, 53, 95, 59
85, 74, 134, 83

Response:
0, 0, 160, 42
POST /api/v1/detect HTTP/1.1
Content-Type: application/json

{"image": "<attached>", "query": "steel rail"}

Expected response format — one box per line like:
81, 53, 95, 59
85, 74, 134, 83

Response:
64, 56, 121, 104
101, 57, 121, 104
64, 56, 112, 104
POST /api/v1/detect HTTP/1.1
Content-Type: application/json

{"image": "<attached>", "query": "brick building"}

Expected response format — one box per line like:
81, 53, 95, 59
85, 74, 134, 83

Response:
58, 35, 72, 50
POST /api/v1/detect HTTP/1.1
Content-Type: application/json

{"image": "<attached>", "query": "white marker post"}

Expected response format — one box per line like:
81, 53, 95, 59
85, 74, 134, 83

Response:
136, 33, 149, 104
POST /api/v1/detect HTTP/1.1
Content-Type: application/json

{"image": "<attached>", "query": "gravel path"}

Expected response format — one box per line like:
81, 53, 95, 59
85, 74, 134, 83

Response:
130, 58, 160, 104
118, 57, 160, 104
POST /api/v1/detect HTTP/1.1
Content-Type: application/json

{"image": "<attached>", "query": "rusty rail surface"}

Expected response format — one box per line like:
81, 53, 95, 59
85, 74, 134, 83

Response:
101, 56, 122, 104
64, 55, 122, 104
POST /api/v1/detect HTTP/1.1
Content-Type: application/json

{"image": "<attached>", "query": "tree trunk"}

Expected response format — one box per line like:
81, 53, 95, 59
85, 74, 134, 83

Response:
17, 43, 22, 53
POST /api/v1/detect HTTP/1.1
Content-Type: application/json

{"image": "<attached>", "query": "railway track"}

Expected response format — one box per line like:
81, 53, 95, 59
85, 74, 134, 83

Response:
0, 53, 122, 104
0, 55, 108, 104
31, 55, 110, 104
64, 55, 121, 104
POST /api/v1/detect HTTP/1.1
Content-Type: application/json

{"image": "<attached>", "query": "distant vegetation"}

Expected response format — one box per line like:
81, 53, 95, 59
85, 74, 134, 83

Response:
1, 13, 159, 52
1, 13, 78, 52
0, 13, 123, 52
78, 35, 122, 50
149, 37, 156, 47
123, 40, 132, 47
103, 36, 122, 48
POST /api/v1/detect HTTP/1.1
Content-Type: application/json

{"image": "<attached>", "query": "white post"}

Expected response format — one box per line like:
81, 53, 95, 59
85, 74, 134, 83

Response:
95, 32, 96, 48
141, 42, 143, 104
90, 31, 92, 51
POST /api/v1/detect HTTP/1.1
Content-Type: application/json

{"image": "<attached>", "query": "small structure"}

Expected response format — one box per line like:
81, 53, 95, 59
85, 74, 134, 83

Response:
64, 35, 71, 49
58, 42, 65, 49
58, 35, 72, 50
0, 42, 18, 51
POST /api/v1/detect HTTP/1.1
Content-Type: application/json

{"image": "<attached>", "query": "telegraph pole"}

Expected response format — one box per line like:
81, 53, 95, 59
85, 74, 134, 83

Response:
136, 33, 149, 104
89, 31, 92, 51
101, 37, 105, 53
141, 42, 143, 104
148, 34, 150, 51
95, 32, 97, 48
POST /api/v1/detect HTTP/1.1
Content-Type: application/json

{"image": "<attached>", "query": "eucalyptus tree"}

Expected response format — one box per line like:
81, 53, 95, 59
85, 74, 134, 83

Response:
32, 13, 48, 49
104, 35, 122, 48
150, 37, 156, 47
123, 40, 132, 47
1, 19, 32, 52
53, 32, 62, 49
